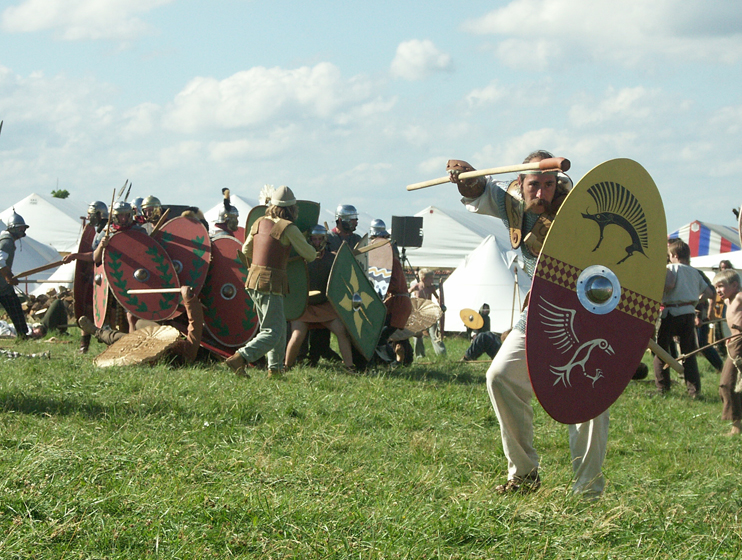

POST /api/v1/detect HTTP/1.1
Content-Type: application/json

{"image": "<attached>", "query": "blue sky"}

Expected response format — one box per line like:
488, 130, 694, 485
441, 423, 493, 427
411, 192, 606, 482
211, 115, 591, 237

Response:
1, 0, 741, 233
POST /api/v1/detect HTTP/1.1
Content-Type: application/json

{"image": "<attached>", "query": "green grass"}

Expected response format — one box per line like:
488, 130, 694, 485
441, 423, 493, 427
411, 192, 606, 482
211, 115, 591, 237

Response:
0, 333, 740, 559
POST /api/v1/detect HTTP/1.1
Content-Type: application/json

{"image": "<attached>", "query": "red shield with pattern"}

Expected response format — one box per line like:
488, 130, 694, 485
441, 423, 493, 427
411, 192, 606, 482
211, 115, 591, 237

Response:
200, 236, 258, 347
103, 229, 181, 322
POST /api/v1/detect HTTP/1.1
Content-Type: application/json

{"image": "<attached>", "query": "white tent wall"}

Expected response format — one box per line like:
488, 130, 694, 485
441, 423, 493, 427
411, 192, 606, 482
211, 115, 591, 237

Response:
402, 206, 511, 270
0, 192, 86, 254
442, 235, 531, 334
691, 250, 742, 274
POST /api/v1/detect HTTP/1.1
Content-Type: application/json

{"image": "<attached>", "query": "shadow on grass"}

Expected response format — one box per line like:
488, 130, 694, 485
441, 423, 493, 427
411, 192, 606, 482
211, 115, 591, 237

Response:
0, 390, 182, 420
381, 363, 487, 385
0, 389, 269, 426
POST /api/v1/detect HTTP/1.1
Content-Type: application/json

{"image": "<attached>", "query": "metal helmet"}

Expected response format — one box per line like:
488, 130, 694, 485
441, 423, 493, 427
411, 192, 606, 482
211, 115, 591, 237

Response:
369, 218, 389, 239
216, 203, 240, 231
111, 201, 133, 227
141, 195, 162, 222
335, 204, 358, 232
307, 224, 328, 251
131, 197, 144, 216
87, 201, 109, 227
5, 210, 28, 237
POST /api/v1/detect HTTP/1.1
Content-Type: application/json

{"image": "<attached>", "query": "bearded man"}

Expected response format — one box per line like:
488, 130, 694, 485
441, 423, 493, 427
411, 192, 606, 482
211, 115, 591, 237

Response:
448, 150, 609, 499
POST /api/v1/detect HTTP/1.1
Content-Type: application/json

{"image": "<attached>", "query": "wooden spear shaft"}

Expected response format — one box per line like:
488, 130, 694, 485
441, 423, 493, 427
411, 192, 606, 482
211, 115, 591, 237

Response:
127, 287, 181, 295
150, 208, 171, 237
679, 332, 742, 361
647, 339, 685, 375
13, 260, 64, 279
406, 157, 571, 191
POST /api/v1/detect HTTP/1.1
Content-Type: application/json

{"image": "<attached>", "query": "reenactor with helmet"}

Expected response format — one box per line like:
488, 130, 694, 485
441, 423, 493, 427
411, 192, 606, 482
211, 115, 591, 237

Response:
212, 188, 240, 240
0, 210, 31, 339
327, 204, 361, 253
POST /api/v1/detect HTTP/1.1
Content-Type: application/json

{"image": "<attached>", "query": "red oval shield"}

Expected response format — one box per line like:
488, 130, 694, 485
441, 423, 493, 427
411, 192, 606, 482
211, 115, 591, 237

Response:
200, 236, 258, 347
103, 229, 180, 322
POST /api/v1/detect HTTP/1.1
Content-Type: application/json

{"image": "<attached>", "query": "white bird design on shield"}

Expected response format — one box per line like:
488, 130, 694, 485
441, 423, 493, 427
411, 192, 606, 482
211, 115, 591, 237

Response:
537, 298, 615, 387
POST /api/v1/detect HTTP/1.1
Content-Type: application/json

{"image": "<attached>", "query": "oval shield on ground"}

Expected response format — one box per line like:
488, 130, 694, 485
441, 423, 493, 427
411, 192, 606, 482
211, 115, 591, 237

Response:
200, 235, 258, 347
526, 158, 666, 424
285, 258, 309, 322
152, 216, 212, 294
327, 242, 387, 360
74, 224, 96, 319
366, 239, 393, 299
104, 229, 181, 322
92, 261, 109, 328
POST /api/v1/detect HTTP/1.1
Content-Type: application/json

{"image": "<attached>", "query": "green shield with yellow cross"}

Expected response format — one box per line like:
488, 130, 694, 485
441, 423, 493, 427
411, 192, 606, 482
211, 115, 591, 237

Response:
327, 242, 387, 360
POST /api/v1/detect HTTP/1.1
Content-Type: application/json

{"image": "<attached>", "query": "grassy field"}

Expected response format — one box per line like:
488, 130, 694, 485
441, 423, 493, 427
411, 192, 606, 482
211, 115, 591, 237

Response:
0, 331, 741, 559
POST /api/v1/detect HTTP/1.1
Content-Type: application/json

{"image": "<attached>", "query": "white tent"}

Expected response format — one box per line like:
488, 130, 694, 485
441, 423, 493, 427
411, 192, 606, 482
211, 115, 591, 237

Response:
442, 235, 531, 333
402, 206, 511, 269
691, 250, 742, 274
0, 192, 85, 254
203, 194, 258, 230
0, 219, 62, 295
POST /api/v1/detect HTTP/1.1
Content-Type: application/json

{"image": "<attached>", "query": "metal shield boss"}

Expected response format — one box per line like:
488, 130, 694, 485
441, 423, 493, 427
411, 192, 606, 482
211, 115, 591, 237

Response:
526, 159, 667, 424
74, 224, 97, 320
327, 242, 387, 361
200, 235, 258, 347
103, 229, 181, 322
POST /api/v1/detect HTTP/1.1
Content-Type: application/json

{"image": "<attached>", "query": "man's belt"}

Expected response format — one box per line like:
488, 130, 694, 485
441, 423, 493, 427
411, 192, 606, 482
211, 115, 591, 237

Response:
663, 301, 697, 308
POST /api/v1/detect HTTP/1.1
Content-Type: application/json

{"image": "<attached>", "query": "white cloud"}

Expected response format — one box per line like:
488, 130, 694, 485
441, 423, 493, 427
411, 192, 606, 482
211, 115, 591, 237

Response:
162, 63, 375, 133
710, 105, 742, 135
465, 81, 507, 109
568, 86, 661, 127
390, 39, 452, 81
462, 0, 742, 68
1, 0, 174, 41
208, 125, 300, 162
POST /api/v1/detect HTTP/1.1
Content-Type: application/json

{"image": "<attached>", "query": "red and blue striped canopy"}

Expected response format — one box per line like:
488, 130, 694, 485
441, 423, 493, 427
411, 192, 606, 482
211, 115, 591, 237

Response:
668, 220, 740, 257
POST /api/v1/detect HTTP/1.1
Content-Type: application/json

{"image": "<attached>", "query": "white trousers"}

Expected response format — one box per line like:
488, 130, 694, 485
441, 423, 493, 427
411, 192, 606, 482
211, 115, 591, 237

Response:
486, 329, 609, 496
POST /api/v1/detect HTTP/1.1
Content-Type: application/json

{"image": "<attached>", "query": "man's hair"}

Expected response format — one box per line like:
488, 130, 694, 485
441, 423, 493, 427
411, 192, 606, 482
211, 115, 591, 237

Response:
518, 150, 556, 185
522, 149, 554, 164
713, 269, 740, 287
667, 238, 691, 263
266, 204, 298, 222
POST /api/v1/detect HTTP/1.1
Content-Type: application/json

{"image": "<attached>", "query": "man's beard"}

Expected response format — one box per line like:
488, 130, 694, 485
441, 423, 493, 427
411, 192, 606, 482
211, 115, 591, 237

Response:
525, 198, 553, 214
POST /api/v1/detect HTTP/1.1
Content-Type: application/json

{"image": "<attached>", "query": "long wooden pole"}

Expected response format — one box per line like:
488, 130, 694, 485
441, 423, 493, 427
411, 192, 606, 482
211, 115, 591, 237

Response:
105, 187, 116, 237
406, 157, 571, 192
679, 332, 742, 361
648, 339, 685, 374
13, 260, 64, 279
150, 207, 171, 237
127, 287, 181, 295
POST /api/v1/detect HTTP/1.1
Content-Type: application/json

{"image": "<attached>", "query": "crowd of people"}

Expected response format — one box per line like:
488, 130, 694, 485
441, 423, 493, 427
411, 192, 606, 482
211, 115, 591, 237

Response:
2, 149, 740, 501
